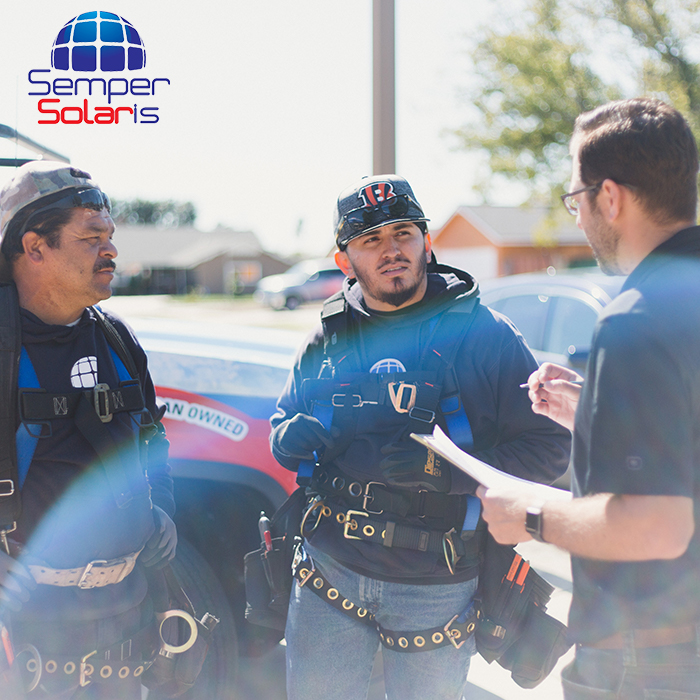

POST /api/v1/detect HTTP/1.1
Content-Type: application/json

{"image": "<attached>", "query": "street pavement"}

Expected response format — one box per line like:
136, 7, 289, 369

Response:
105, 295, 574, 700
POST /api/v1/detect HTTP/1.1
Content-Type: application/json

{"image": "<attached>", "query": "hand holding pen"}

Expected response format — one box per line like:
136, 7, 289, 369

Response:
521, 363, 583, 431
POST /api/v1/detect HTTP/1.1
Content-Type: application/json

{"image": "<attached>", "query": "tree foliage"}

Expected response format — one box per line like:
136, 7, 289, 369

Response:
110, 199, 197, 227
459, 0, 700, 203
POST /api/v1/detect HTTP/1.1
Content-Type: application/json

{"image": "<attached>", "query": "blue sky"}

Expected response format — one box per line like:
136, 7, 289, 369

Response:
0, 1, 521, 258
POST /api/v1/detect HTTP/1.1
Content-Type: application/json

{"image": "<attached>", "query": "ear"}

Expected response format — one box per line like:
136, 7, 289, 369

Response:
334, 250, 355, 278
21, 232, 48, 265
598, 179, 623, 222
424, 232, 432, 261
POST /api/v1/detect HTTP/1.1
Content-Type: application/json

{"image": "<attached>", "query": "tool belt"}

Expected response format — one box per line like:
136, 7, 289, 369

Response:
310, 464, 465, 524
292, 546, 479, 653
301, 496, 477, 575
26, 549, 142, 589
13, 618, 160, 694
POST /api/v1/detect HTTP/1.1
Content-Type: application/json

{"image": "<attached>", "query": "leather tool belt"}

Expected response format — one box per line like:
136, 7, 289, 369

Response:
292, 547, 479, 653
27, 549, 142, 589
301, 498, 473, 575
14, 618, 160, 693
587, 624, 697, 650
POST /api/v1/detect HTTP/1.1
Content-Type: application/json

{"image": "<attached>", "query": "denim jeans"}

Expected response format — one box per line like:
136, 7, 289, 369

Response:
562, 628, 700, 699
285, 543, 477, 700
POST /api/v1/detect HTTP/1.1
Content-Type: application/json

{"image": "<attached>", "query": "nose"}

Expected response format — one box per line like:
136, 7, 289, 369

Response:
102, 237, 118, 259
380, 236, 401, 257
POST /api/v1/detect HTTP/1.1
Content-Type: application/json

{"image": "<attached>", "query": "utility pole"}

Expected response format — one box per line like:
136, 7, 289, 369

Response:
373, 0, 395, 175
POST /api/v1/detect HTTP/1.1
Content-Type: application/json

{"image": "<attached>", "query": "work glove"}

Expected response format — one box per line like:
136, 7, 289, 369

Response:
379, 442, 452, 493
271, 413, 335, 461
141, 506, 178, 569
0, 549, 36, 614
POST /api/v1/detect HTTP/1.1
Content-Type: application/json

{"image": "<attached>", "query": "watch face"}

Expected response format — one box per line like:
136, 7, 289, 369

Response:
526, 507, 545, 542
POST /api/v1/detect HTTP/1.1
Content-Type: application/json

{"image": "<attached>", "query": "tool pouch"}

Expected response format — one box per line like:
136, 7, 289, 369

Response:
476, 532, 571, 688
141, 565, 219, 698
244, 486, 307, 633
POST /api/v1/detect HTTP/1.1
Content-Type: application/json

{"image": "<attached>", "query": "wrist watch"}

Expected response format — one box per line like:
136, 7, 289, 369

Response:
525, 506, 546, 543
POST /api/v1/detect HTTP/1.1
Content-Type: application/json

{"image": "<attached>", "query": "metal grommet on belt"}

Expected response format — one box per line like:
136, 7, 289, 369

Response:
332, 476, 345, 490
348, 482, 362, 497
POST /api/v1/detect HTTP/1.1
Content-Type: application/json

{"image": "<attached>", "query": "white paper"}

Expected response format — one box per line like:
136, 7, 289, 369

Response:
411, 425, 571, 501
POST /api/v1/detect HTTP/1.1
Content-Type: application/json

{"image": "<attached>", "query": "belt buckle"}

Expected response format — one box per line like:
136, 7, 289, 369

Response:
93, 384, 113, 423
343, 510, 368, 540
78, 558, 123, 589
444, 615, 466, 650
362, 482, 385, 515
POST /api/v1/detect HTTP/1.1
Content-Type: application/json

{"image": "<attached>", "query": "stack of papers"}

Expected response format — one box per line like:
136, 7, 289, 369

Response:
411, 426, 571, 501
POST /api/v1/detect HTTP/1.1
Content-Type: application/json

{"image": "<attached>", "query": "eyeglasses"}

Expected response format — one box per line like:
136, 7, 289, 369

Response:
19, 187, 111, 236
339, 194, 425, 238
560, 183, 602, 216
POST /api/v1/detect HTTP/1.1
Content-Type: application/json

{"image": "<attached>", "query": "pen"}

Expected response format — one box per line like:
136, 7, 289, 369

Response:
519, 380, 584, 388
258, 511, 273, 552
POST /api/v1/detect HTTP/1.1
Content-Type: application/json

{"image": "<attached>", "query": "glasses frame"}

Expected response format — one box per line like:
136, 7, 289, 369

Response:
560, 183, 603, 216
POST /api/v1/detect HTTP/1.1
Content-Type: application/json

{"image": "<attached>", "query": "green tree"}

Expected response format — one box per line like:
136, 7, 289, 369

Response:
110, 199, 197, 227
459, 0, 700, 204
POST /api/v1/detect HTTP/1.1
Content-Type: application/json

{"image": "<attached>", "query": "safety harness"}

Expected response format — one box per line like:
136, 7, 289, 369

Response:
0, 281, 157, 565
292, 279, 485, 651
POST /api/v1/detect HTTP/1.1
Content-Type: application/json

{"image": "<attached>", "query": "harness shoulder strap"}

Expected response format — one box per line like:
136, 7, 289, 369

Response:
0, 282, 22, 529
92, 305, 140, 381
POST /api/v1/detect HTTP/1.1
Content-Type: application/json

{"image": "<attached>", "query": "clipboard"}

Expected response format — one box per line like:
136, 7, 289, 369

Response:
411, 425, 571, 501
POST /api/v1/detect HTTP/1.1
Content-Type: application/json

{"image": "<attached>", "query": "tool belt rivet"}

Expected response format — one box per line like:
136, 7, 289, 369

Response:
46, 660, 57, 673
398, 637, 408, 648
119, 666, 130, 679
327, 588, 339, 600
414, 636, 425, 647
432, 632, 444, 644
64, 662, 76, 675
313, 578, 324, 589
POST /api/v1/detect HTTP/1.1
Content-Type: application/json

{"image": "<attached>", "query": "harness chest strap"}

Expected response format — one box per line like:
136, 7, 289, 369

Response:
293, 559, 479, 653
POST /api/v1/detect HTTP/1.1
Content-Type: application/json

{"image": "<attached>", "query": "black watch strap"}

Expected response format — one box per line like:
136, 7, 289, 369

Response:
525, 506, 546, 543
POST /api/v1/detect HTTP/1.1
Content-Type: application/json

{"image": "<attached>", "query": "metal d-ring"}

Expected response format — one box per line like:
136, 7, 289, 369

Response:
156, 610, 198, 655
301, 497, 326, 535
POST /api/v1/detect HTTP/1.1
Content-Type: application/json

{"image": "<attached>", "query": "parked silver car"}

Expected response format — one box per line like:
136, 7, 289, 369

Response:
254, 258, 345, 310
480, 268, 625, 373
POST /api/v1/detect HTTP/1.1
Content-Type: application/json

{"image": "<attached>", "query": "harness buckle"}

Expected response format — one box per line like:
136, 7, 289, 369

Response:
331, 393, 377, 408
343, 510, 368, 540
80, 650, 97, 687
444, 615, 466, 650
442, 527, 458, 575
0, 480, 16, 497
93, 384, 113, 423
408, 406, 435, 424
362, 482, 385, 515
388, 382, 416, 413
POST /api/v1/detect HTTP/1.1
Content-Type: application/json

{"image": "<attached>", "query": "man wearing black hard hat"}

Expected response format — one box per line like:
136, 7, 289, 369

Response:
0, 161, 176, 698
270, 174, 571, 700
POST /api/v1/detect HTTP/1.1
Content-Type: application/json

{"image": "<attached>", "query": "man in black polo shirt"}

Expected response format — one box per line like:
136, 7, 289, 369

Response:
478, 98, 700, 698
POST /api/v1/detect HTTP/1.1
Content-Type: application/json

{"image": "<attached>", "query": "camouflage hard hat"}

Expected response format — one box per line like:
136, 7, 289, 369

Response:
0, 160, 100, 246
333, 174, 429, 250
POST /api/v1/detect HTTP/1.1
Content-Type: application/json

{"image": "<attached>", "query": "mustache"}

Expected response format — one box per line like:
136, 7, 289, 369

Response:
94, 260, 116, 273
377, 256, 410, 271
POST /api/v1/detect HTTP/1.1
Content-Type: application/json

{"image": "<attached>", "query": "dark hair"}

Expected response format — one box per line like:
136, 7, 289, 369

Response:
1, 197, 74, 264
573, 98, 699, 225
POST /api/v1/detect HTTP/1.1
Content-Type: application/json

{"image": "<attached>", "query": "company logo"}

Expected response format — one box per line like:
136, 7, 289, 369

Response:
52, 11, 146, 72
27, 10, 169, 126
359, 182, 396, 208
370, 358, 406, 374
71, 356, 99, 388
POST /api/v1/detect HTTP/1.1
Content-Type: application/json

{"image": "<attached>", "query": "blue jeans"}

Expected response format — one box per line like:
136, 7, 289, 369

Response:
562, 629, 700, 699
285, 543, 477, 700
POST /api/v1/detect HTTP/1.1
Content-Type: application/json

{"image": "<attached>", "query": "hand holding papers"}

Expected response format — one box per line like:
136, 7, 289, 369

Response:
411, 425, 571, 501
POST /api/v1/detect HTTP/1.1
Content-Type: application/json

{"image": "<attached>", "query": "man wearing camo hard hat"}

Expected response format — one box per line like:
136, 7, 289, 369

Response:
269, 174, 571, 700
0, 161, 176, 698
